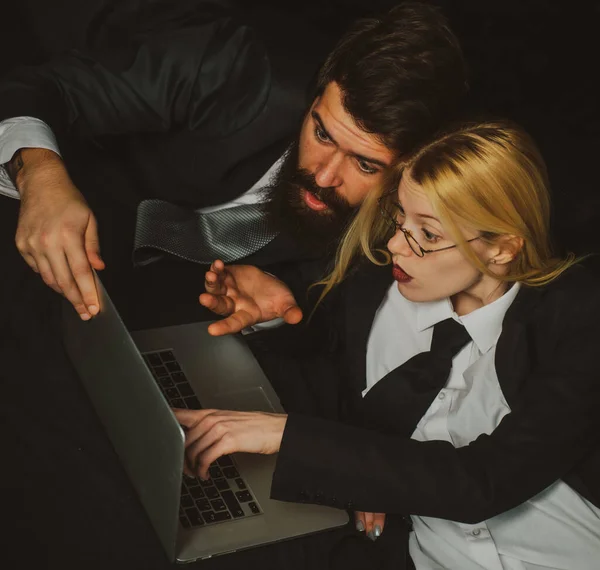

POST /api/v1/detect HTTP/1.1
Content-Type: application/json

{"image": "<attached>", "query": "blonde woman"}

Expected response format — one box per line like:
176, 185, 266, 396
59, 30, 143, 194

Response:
176, 121, 600, 569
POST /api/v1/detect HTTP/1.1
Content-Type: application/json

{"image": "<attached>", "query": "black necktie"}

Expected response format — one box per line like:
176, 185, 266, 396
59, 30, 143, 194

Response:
361, 317, 472, 435
132, 199, 278, 266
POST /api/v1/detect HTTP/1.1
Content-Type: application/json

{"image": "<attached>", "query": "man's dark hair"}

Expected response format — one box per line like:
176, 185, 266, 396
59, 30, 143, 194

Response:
316, 1, 468, 156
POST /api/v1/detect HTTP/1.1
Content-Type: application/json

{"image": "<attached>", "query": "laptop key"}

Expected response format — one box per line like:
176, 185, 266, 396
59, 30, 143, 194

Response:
235, 490, 253, 503
196, 498, 211, 511
166, 361, 182, 373
166, 387, 180, 400
204, 486, 219, 500
146, 353, 162, 366
171, 371, 188, 384
154, 365, 169, 377
184, 396, 202, 410
159, 377, 174, 388
189, 486, 205, 499
202, 511, 217, 524
170, 398, 185, 409
179, 515, 191, 529
214, 478, 230, 491
181, 495, 194, 509
217, 455, 234, 467
248, 502, 260, 514
210, 499, 227, 512
214, 511, 232, 522
185, 508, 204, 527
184, 475, 200, 487
209, 466, 223, 479
235, 478, 246, 490
159, 350, 175, 362
183, 473, 200, 487
177, 383, 195, 398
223, 466, 239, 479
220, 490, 245, 518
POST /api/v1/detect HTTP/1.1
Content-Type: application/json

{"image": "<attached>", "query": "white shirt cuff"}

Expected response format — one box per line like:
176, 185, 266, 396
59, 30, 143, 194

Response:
0, 117, 61, 199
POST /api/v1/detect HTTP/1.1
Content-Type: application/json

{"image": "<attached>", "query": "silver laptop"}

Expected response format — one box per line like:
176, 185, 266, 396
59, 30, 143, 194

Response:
61, 273, 348, 563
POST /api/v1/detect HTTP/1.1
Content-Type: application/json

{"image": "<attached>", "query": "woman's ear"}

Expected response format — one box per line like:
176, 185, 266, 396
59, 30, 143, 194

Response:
488, 235, 524, 266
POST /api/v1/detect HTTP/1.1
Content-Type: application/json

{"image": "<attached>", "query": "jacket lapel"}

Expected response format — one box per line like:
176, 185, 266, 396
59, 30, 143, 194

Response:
343, 260, 394, 393
495, 284, 540, 407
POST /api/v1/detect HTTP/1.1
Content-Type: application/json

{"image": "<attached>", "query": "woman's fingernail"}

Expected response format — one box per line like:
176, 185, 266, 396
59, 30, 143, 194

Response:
355, 520, 365, 532
367, 530, 376, 542
374, 525, 382, 538
80, 313, 91, 321
88, 305, 98, 315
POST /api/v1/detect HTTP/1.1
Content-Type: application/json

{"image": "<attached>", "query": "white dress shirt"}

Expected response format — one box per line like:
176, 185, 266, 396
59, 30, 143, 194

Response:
365, 283, 600, 570
0, 117, 62, 198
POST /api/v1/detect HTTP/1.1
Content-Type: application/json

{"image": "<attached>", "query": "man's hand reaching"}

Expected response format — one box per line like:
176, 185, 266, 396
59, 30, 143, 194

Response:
13, 149, 104, 320
199, 260, 302, 336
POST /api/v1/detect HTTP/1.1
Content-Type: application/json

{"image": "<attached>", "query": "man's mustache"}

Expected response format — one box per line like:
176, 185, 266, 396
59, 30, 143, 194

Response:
289, 168, 352, 212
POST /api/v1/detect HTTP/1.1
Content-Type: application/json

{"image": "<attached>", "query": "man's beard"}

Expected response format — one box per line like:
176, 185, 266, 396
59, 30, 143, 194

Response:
262, 140, 358, 255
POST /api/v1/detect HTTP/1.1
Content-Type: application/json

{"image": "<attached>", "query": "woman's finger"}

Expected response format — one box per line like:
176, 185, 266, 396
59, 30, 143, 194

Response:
173, 407, 214, 430
281, 304, 303, 324
191, 438, 233, 480
204, 270, 226, 294
198, 292, 236, 316
204, 260, 227, 291
354, 511, 367, 533
363, 511, 374, 534
368, 513, 386, 541
211, 259, 225, 273
206, 309, 258, 336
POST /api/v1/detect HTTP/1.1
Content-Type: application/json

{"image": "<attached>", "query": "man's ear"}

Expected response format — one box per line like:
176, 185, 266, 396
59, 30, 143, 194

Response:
489, 235, 524, 266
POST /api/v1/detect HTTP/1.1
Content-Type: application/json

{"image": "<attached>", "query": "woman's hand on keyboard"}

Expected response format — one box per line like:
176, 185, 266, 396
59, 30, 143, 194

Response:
199, 260, 302, 336
173, 408, 287, 480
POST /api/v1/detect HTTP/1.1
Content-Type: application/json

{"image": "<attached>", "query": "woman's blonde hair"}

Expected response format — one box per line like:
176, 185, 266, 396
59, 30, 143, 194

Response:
314, 120, 582, 302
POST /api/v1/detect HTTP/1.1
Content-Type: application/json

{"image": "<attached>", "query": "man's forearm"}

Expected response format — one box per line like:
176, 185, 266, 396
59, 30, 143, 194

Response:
5, 147, 64, 195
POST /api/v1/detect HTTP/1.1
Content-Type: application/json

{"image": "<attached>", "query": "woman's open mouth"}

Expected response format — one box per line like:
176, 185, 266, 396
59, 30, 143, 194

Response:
392, 264, 413, 283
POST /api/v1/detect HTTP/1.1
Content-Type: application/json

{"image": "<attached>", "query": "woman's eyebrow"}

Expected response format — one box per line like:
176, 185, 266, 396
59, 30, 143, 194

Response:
417, 212, 441, 223
396, 200, 440, 223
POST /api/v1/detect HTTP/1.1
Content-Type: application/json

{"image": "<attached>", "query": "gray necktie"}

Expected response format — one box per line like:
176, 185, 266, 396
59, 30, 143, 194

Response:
132, 199, 278, 266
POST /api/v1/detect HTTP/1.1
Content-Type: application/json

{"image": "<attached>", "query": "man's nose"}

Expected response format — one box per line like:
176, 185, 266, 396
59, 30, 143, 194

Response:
387, 229, 413, 258
314, 151, 343, 188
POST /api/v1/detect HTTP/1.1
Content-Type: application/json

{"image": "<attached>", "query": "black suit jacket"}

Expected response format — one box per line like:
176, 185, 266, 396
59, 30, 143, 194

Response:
0, 0, 331, 209
0, 1, 334, 268
270, 260, 600, 526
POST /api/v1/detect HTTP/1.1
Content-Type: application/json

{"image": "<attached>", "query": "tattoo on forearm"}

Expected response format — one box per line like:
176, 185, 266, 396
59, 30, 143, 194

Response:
5, 149, 24, 185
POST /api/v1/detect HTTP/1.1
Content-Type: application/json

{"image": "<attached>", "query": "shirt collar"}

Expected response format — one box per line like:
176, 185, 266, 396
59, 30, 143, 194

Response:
415, 296, 455, 332
415, 282, 521, 354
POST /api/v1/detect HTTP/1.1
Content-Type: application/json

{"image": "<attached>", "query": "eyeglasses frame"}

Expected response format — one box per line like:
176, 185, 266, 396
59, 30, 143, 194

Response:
377, 189, 481, 257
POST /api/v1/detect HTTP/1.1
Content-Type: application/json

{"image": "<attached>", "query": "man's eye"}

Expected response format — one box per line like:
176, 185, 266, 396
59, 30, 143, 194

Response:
357, 159, 379, 175
422, 228, 441, 243
315, 126, 330, 143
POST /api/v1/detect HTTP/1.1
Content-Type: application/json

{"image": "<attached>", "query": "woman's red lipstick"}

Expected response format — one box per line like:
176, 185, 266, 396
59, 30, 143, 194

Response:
392, 264, 412, 283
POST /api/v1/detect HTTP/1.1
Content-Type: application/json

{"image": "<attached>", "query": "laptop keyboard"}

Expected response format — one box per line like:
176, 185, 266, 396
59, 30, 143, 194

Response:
143, 349, 263, 528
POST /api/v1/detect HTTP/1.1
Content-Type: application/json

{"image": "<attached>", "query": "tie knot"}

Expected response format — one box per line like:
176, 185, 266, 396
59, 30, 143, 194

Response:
430, 317, 471, 358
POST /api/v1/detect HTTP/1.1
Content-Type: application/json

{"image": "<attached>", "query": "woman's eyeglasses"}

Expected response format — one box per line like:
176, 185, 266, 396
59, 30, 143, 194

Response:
377, 190, 480, 257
